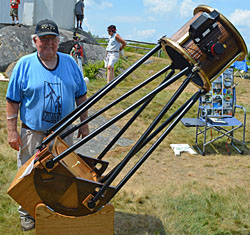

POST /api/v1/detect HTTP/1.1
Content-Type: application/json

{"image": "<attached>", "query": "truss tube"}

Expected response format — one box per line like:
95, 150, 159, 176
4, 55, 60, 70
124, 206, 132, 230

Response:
134, 74, 194, 153
40, 44, 162, 148
98, 72, 192, 182
97, 69, 176, 160
45, 67, 190, 169
89, 90, 203, 207
116, 74, 194, 164
60, 65, 172, 140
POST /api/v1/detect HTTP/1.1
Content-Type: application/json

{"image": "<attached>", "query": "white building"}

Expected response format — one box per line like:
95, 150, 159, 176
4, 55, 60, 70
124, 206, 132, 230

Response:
0, 0, 75, 30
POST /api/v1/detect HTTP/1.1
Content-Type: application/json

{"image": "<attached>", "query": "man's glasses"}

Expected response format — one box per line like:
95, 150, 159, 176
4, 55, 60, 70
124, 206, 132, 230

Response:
39, 36, 59, 43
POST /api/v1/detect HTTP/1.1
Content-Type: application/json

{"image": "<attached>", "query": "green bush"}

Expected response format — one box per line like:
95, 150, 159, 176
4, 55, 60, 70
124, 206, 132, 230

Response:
247, 51, 250, 61
114, 58, 126, 76
83, 61, 104, 80
82, 57, 128, 81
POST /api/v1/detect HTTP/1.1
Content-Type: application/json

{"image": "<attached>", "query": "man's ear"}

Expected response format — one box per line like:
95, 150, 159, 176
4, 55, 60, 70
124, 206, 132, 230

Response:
33, 37, 37, 44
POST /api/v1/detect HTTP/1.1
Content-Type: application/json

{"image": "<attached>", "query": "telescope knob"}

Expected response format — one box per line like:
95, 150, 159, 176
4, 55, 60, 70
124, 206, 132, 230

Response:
87, 200, 96, 209
209, 42, 225, 56
45, 159, 54, 169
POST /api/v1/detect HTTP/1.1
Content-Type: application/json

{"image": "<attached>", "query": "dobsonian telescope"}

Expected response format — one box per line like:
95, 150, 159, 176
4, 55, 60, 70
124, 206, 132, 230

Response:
8, 5, 247, 219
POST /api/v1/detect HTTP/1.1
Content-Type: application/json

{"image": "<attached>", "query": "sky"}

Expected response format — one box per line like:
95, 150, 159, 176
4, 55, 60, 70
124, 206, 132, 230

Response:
82, 0, 250, 51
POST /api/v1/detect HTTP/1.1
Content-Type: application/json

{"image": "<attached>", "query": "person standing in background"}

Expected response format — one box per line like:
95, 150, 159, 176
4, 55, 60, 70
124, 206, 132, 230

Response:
75, 0, 85, 29
105, 25, 126, 83
10, 0, 20, 26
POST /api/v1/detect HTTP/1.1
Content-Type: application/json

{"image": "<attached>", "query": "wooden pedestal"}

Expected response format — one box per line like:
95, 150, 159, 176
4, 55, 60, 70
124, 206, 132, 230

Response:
35, 203, 115, 235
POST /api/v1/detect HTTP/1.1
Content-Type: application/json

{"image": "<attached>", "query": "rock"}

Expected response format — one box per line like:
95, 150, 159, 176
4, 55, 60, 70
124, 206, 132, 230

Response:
58, 29, 106, 64
96, 68, 106, 79
0, 25, 36, 72
0, 24, 105, 74
143, 59, 154, 65
60, 29, 98, 45
5, 61, 18, 78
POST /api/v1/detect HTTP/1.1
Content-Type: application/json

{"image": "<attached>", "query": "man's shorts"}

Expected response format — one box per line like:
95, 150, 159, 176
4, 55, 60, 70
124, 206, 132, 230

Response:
104, 52, 119, 68
17, 125, 74, 169
10, 8, 18, 17
76, 14, 84, 21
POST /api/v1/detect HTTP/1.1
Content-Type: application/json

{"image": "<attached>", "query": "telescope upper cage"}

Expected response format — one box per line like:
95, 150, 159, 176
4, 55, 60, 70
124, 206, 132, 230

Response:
160, 5, 247, 92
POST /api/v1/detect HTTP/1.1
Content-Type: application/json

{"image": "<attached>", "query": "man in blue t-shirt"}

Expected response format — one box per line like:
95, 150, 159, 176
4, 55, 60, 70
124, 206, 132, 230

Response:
6, 19, 89, 231
75, 0, 84, 29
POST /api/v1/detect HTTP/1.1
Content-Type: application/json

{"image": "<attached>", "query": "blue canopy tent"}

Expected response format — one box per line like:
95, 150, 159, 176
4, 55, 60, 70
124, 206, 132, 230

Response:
231, 59, 248, 78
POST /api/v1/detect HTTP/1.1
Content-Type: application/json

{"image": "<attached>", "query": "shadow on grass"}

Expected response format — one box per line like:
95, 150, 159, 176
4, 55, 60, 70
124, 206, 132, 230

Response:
114, 211, 166, 235
195, 140, 250, 156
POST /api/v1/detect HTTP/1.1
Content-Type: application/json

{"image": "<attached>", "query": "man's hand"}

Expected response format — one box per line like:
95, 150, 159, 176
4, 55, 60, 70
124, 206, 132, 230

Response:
8, 130, 21, 151
77, 124, 89, 138
76, 94, 89, 138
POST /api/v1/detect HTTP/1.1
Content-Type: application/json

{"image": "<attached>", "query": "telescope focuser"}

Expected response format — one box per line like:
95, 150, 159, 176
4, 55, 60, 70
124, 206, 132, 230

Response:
189, 10, 219, 43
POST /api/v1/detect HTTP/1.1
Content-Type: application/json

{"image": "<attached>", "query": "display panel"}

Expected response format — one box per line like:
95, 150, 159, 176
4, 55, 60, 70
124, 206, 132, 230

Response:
200, 68, 234, 117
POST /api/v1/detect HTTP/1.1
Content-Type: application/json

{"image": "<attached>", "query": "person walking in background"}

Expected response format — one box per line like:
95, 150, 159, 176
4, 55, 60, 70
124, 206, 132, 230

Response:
10, 0, 20, 26
75, 0, 85, 29
6, 19, 89, 231
105, 25, 126, 83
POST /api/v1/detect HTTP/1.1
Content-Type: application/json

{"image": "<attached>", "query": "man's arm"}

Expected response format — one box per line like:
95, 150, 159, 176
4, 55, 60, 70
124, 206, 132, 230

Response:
82, 2, 84, 16
76, 94, 89, 138
115, 34, 127, 51
6, 100, 21, 151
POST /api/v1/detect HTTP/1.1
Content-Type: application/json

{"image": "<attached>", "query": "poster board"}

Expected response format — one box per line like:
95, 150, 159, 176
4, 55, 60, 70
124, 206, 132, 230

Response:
200, 68, 234, 117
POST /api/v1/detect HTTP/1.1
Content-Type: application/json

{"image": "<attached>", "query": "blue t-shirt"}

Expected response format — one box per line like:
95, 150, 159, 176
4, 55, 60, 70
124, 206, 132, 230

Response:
6, 52, 87, 131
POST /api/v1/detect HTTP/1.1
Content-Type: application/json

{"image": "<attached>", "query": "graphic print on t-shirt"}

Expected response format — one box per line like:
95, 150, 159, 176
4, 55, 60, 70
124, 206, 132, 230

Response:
42, 81, 62, 123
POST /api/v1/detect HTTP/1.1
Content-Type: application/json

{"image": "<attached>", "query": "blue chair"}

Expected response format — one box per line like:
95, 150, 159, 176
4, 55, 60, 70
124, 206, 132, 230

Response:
194, 69, 246, 155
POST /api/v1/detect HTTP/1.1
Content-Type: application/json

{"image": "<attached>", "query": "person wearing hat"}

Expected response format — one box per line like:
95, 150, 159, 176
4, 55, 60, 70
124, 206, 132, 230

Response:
105, 25, 126, 83
6, 19, 89, 231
